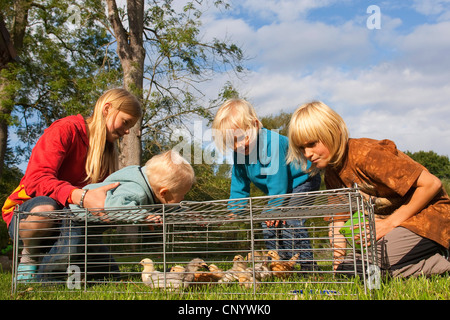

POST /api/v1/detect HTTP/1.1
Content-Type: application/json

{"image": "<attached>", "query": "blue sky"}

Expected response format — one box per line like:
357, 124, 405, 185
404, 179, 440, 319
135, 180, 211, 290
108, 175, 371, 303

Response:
12, 0, 450, 172
196, 0, 450, 157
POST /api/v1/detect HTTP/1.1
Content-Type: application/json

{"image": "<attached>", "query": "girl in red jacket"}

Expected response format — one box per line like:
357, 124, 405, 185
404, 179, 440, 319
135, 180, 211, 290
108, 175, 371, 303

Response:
2, 88, 142, 279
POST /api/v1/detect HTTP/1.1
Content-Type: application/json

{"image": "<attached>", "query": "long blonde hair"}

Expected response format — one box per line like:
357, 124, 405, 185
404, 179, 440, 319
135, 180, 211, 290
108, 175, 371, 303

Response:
85, 88, 142, 183
287, 101, 349, 172
211, 99, 263, 153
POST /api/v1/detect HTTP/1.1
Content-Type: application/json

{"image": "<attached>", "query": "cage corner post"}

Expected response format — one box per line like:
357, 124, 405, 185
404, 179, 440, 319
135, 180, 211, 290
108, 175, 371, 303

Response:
10, 211, 20, 296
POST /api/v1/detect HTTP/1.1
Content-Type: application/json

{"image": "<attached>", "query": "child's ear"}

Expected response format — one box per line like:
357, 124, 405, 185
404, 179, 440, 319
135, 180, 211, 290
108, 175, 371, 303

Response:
158, 187, 169, 202
102, 103, 111, 117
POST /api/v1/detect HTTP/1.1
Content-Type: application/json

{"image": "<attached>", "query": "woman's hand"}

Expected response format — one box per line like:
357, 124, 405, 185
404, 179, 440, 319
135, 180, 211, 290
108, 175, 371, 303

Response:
71, 183, 120, 209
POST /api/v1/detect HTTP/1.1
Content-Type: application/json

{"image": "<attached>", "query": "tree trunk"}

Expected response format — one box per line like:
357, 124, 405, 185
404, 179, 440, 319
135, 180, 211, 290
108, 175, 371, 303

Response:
106, 0, 145, 168
0, 0, 32, 178
106, 0, 146, 250
0, 81, 10, 179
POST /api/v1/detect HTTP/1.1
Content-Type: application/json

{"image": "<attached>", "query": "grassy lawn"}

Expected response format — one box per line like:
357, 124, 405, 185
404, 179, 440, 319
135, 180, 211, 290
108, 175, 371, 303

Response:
1, 271, 449, 301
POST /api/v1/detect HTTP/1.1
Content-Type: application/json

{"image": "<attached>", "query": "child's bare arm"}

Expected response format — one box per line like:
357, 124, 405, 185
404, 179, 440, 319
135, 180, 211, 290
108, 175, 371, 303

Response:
375, 169, 442, 240
330, 220, 347, 270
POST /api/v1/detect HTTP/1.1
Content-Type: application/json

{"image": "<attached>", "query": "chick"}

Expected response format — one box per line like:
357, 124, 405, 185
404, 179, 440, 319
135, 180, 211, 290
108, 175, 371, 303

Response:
232, 254, 249, 270
170, 265, 186, 273
193, 263, 224, 285
219, 254, 258, 288
208, 263, 224, 278
140, 258, 208, 289
219, 254, 248, 283
180, 258, 209, 287
246, 251, 266, 262
267, 251, 300, 279
246, 251, 271, 281
139, 258, 159, 283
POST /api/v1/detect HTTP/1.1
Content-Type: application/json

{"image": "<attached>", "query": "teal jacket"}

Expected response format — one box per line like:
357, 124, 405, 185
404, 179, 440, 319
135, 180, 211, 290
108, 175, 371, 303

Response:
230, 128, 311, 199
69, 165, 156, 209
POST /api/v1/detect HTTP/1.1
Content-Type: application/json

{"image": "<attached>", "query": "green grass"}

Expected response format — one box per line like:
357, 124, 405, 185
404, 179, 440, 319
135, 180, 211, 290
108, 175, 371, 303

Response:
1, 271, 449, 300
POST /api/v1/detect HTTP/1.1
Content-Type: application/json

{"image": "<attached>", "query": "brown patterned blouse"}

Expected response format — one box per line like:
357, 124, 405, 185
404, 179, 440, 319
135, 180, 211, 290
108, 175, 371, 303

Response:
325, 138, 450, 248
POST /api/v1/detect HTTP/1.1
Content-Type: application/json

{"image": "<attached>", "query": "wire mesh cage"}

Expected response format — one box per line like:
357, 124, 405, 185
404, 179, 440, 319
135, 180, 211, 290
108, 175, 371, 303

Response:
11, 187, 380, 297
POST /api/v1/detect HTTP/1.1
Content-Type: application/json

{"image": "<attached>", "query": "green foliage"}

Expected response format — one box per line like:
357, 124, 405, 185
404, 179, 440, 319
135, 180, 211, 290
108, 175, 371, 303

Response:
260, 111, 292, 136
2, 0, 122, 162
185, 163, 231, 202
405, 150, 450, 180
138, 0, 245, 154
0, 146, 22, 250
2, 0, 245, 170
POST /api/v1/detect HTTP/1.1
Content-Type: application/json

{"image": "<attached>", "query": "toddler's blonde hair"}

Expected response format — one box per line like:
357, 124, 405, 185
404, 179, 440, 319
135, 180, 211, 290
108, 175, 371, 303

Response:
287, 101, 349, 172
211, 99, 263, 153
145, 150, 195, 193
85, 88, 142, 183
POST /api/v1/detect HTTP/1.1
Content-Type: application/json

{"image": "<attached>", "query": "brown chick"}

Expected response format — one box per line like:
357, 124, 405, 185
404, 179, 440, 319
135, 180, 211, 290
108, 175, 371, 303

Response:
232, 254, 248, 270
219, 254, 249, 284
183, 258, 209, 281
207, 264, 225, 281
246, 251, 271, 281
267, 251, 300, 279
237, 272, 257, 289
246, 251, 265, 262
232, 255, 257, 288
193, 264, 224, 284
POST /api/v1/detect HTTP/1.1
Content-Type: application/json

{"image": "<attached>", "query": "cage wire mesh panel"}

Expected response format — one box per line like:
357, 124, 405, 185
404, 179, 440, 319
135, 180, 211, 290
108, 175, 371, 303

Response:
11, 187, 379, 296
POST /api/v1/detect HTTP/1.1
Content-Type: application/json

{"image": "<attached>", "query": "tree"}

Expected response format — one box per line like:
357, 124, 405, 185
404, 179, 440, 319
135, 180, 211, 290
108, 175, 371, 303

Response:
105, 0, 145, 167
0, 0, 122, 177
0, 0, 245, 177
0, 0, 31, 179
101, 0, 245, 166
405, 150, 450, 180
260, 111, 292, 136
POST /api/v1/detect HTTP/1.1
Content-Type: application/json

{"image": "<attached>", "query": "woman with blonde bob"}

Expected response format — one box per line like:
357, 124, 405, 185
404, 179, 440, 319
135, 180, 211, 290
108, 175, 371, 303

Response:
212, 98, 321, 268
288, 101, 450, 277
3, 88, 142, 280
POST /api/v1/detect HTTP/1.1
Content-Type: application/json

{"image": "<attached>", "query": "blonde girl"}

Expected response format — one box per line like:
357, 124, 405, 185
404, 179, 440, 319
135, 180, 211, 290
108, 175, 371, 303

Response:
288, 101, 450, 277
3, 88, 142, 279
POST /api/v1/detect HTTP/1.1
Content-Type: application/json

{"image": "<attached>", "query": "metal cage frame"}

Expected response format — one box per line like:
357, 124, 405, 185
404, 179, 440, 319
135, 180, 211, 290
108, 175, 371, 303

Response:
11, 187, 380, 297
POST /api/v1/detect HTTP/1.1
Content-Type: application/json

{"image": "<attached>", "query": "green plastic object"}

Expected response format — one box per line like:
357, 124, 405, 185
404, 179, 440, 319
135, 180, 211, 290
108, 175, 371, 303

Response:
339, 211, 365, 249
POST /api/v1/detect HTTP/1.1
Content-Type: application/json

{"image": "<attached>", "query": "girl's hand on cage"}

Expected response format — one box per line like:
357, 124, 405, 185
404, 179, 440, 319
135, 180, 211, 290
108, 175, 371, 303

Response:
88, 209, 111, 223
265, 220, 286, 227
226, 213, 236, 221
145, 214, 162, 224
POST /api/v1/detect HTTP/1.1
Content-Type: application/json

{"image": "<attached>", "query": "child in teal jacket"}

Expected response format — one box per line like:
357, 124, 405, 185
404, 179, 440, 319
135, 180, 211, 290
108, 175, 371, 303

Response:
34, 150, 195, 282
70, 150, 195, 211
212, 99, 321, 268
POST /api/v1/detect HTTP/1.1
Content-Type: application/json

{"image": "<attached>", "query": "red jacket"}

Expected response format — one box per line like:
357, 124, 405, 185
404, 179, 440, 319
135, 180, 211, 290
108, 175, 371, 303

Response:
2, 114, 89, 227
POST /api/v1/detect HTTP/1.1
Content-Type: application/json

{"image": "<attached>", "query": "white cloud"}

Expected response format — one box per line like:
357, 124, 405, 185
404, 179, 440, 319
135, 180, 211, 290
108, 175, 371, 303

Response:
412, 0, 450, 17
252, 20, 372, 73
234, 0, 344, 22
198, 1, 450, 157
399, 21, 450, 74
